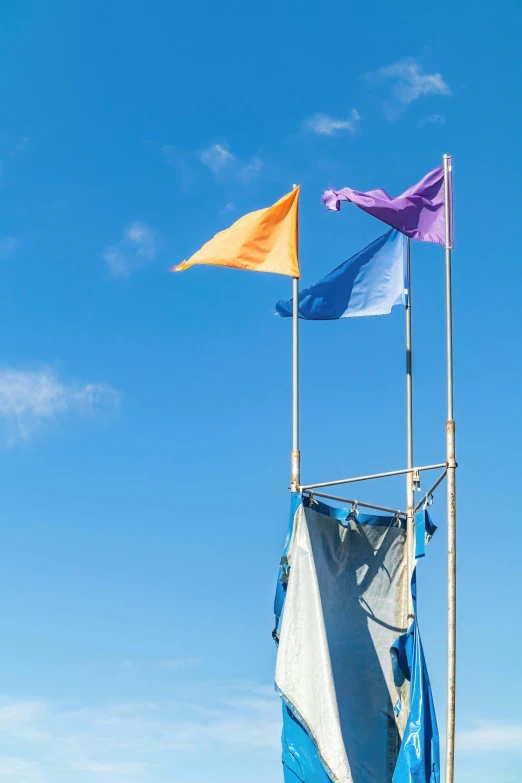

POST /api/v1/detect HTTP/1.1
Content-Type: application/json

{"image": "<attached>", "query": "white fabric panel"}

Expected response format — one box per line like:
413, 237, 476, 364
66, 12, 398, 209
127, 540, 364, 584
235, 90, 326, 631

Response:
276, 502, 409, 783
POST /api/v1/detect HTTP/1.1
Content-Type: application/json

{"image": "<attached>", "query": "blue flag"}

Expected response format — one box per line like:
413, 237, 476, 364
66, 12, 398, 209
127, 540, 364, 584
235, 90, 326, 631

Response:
276, 228, 407, 320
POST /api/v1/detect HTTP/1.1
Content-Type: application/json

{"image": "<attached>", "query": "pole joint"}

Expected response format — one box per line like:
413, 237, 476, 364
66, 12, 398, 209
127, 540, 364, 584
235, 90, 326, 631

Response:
291, 449, 301, 491
446, 419, 456, 465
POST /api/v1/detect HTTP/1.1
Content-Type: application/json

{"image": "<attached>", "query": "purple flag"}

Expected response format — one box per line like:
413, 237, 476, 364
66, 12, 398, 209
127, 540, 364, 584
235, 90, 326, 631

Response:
323, 163, 453, 247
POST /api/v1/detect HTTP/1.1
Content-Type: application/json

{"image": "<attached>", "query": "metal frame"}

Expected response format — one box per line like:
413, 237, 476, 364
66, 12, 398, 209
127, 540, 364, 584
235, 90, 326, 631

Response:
415, 469, 448, 514
300, 462, 446, 492
300, 464, 448, 534
288, 158, 457, 782
304, 490, 406, 518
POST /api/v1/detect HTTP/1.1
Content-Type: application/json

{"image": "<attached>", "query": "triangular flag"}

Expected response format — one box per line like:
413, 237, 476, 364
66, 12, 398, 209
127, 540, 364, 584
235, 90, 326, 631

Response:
173, 188, 300, 277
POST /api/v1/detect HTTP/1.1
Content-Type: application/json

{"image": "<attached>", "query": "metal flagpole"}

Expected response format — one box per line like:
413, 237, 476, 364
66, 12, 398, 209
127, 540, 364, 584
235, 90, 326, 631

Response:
405, 237, 415, 621
443, 154, 457, 783
291, 185, 300, 491
291, 275, 300, 489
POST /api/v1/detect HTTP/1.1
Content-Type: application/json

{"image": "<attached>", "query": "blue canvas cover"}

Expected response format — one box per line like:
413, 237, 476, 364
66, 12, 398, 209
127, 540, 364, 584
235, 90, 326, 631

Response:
273, 495, 439, 783
391, 568, 440, 782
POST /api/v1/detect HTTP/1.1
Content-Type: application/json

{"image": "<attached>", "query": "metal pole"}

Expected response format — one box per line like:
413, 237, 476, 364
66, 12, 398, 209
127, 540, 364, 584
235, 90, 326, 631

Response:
405, 237, 415, 622
305, 490, 406, 518
444, 153, 457, 783
414, 469, 447, 514
290, 185, 300, 491
291, 275, 300, 488
300, 463, 446, 491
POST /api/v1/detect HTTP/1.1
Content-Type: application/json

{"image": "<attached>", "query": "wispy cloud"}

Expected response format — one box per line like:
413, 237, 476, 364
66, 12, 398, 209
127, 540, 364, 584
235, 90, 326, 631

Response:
239, 156, 263, 182
375, 58, 451, 103
199, 143, 263, 182
120, 657, 203, 673
0, 757, 43, 780
457, 722, 522, 753
69, 761, 151, 776
157, 658, 203, 672
0, 368, 119, 444
0, 701, 46, 724
4, 693, 519, 783
419, 113, 445, 126
199, 144, 235, 173
102, 222, 157, 278
0, 237, 19, 259
306, 110, 360, 136
150, 139, 263, 188
0, 686, 280, 782
369, 58, 450, 118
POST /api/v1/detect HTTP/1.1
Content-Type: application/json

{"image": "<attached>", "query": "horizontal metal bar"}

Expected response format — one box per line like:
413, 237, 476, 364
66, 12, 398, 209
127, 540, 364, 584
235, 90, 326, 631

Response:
304, 490, 407, 518
300, 463, 447, 491
415, 470, 448, 514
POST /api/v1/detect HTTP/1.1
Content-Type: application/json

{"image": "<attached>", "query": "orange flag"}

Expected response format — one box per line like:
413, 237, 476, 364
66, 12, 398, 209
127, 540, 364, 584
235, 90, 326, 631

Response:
172, 187, 300, 278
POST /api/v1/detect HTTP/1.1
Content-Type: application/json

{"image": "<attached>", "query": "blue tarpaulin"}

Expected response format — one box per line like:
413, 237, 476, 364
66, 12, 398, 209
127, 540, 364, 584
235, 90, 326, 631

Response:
274, 495, 439, 783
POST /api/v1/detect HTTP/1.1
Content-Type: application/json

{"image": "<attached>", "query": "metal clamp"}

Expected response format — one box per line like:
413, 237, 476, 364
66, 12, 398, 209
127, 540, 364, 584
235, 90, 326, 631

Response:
349, 501, 359, 519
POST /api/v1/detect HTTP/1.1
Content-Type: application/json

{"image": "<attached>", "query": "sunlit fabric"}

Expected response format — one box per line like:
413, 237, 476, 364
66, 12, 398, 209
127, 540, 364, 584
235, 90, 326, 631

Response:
276, 229, 406, 320
172, 187, 300, 277
323, 164, 452, 247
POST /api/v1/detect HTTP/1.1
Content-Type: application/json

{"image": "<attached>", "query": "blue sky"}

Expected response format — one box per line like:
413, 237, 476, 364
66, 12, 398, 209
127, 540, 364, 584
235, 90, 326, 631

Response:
0, 1, 521, 781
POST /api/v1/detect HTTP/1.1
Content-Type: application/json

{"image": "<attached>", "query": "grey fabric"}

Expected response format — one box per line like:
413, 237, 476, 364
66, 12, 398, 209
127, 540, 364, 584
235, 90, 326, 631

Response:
276, 503, 410, 783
